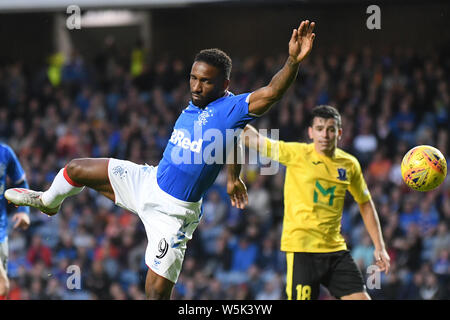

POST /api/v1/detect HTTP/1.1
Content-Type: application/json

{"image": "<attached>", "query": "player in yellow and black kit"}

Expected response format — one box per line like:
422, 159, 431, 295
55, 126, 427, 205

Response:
241, 105, 390, 300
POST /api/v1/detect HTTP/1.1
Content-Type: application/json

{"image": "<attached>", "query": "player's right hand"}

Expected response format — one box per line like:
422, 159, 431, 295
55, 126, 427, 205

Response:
227, 178, 249, 210
289, 20, 316, 64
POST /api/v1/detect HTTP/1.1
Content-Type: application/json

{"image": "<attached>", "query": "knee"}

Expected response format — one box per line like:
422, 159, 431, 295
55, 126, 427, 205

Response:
66, 159, 87, 181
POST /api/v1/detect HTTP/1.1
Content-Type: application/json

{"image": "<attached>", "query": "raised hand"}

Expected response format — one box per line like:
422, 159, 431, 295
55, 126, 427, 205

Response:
289, 20, 316, 64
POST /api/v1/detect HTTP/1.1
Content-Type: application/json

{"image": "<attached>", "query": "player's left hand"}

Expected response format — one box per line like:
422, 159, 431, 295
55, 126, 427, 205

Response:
227, 178, 248, 209
12, 212, 30, 230
374, 248, 391, 274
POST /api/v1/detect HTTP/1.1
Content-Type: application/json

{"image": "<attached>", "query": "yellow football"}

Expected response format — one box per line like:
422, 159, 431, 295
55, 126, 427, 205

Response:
401, 145, 447, 192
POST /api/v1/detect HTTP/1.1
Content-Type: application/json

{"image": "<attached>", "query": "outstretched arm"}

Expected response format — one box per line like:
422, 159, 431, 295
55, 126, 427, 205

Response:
227, 163, 248, 209
248, 20, 315, 116
242, 124, 266, 152
226, 141, 248, 209
359, 199, 391, 274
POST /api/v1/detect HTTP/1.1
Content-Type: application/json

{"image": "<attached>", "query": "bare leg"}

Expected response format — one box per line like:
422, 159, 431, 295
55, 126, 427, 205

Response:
69, 159, 176, 299
340, 291, 371, 300
65, 158, 115, 202
0, 262, 9, 298
145, 268, 174, 300
69, 159, 175, 299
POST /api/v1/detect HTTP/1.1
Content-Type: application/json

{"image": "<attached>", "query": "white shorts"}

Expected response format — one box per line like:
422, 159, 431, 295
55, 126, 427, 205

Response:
107, 158, 202, 283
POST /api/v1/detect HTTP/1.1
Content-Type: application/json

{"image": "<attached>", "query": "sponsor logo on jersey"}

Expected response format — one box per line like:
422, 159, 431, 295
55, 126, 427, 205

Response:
169, 129, 203, 153
167, 127, 281, 175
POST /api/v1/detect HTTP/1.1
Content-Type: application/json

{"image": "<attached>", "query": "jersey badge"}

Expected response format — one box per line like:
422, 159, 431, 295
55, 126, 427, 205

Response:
196, 109, 213, 126
337, 168, 347, 181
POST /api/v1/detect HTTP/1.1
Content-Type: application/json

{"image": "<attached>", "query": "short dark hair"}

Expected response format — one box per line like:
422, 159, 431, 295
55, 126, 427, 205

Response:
310, 105, 342, 128
194, 48, 232, 80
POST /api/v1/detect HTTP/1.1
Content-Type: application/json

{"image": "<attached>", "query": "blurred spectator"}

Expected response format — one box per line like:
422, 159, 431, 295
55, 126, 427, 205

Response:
352, 119, 377, 166
127, 283, 146, 300
247, 265, 265, 296
419, 273, 444, 300
7, 278, 22, 300
368, 149, 392, 182
247, 175, 272, 229
61, 50, 88, 88
206, 231, 233, 276
382, 270, 403, 300
351, 233, 374, 271
84, 260, 112, 299
200, 278, 226, 300
45, 278, 63, 300
255, 275, 283, 300
109, 282, 127, 300
235, 283, 253, 300
432, 249, 449, 278
432, 223, 450, 261
55, 233, 78, 262
29, 279, 47, 300
26, 235, 52, 268
388, 154, 404, 186
400, 271, 423, 300
393, 223, 423, 272
416, 197, 440, 237
256, 235, 279, 271
230, 236, 258, 273
198, 190, 228, 255
398, 196, 420, 234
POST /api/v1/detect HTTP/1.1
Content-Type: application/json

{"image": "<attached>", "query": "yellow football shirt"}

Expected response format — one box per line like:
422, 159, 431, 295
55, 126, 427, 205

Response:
263, 138, 371, 253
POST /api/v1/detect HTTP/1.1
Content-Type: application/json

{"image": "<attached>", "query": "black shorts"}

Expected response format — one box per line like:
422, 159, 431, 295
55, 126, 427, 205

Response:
285, 250, 366, 300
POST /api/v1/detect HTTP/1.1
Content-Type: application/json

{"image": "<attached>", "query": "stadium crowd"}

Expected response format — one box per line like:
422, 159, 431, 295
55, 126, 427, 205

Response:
0, 38, 449, 299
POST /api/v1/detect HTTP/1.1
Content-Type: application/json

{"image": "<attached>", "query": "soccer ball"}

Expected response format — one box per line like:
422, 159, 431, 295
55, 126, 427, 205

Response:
401, 145, 447, 192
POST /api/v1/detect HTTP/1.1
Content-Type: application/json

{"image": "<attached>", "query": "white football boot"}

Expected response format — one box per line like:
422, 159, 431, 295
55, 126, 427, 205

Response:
4, 188, 61, 216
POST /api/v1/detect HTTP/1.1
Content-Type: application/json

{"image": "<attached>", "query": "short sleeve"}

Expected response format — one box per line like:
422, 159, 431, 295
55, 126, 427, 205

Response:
348, 158, 371, 204
5, 145, 26, 184
262, 137, 303, 166
223, 93, 259, 129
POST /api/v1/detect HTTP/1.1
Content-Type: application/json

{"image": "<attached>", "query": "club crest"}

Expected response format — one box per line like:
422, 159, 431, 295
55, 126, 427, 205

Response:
337, 168, 347, 181
196, 109, 213, 126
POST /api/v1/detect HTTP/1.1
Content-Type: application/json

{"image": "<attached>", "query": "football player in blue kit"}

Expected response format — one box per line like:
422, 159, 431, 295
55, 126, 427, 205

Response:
6, 20, 315, 299
0, 143, 31, 299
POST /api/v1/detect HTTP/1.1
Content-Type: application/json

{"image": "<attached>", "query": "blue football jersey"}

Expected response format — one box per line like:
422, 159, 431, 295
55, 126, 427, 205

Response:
0, 143, 29, 242
157, 91, 256, 202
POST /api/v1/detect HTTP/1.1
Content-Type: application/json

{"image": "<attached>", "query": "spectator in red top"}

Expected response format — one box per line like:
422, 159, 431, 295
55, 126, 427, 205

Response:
26, 235, 52, 268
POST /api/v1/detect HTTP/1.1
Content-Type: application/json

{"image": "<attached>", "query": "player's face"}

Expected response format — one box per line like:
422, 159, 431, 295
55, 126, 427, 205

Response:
308, 117, 342, 156
190, 61, 229, 108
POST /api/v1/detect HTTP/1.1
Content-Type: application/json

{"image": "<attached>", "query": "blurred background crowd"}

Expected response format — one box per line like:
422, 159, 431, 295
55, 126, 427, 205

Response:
1, 9, 449, 299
